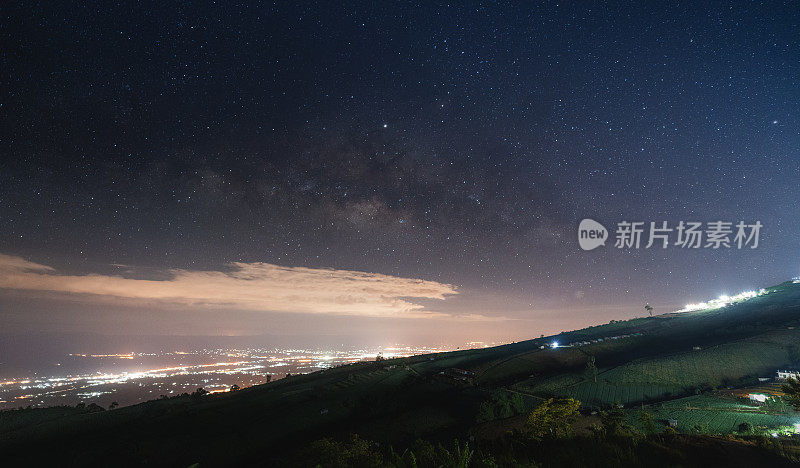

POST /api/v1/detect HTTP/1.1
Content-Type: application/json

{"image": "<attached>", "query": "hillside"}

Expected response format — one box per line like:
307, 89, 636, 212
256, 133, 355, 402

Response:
4, 282, 800, 466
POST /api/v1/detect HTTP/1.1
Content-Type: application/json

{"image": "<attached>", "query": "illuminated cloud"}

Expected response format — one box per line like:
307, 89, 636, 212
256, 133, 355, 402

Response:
0, 253, 458, 318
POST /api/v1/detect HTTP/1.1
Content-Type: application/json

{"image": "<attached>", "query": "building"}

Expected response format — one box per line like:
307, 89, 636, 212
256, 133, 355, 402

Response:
777, 370, 800, 380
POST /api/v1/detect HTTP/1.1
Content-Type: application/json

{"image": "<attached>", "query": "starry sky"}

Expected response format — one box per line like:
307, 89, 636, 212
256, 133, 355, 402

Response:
1, 2, 799, 343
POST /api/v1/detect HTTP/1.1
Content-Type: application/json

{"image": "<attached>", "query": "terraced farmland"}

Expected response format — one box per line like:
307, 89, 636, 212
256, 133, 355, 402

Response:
555, 382, 685, 408
641, 395, 798, 434
601, 335, 797, 389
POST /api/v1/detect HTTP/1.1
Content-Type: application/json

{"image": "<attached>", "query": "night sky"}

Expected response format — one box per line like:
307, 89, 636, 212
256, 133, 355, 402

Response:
1, 2, 799, 342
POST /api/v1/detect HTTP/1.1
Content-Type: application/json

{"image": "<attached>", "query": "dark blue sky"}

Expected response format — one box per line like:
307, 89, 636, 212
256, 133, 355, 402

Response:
1, 2, 798, 340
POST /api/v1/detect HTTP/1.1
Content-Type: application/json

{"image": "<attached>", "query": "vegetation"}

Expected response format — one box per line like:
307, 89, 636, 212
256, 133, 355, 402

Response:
525, 397, 581, 439
782, 377, 800, 410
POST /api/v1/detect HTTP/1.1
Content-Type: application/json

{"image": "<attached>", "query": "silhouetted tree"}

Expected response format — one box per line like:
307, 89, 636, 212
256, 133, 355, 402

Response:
230, 384, 240, 392
109, 401, 119, 409
86, 403, 105, 412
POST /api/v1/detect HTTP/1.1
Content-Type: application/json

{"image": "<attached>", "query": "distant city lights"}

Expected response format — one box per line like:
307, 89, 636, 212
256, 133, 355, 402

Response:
0, 342, 496, 410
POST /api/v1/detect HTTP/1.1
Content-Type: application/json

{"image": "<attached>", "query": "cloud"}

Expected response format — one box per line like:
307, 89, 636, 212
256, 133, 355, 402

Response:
0, 253, 458, 318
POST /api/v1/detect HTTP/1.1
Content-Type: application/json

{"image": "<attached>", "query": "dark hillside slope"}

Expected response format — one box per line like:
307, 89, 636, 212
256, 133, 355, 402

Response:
3, 282, 800, 466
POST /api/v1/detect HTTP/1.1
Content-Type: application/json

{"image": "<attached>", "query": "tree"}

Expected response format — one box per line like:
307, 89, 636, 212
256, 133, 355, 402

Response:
585, 355, 598, 383
489, 391, 513, 419
738, 422, 754, 434
476, 401, 495, 422
498, 400, 513, 419
645, 303, 654, 316
191, 387, 208, 398
439, 440, 473, 468
304, 435, 383, 467
84, 403, 105, 413
109, 401, 119, 410
230, 384, 240, 392
526, 398, 581, 439
601, 404, 627, 435
638, 410, 656, 434
510, 393, 525, 414
782, 376, 800, 410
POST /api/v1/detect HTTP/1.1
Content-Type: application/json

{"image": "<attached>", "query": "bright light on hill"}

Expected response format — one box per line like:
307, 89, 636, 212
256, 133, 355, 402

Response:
677, 289, 767, 313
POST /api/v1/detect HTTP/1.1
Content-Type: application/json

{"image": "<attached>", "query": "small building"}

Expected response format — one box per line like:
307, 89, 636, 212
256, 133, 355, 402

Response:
749, 393, 769, 404
777, 370, 800, 380
667, 419, 678, 428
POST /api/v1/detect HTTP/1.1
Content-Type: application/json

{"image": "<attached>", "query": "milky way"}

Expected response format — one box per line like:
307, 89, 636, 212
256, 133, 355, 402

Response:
1, 2, 798, 339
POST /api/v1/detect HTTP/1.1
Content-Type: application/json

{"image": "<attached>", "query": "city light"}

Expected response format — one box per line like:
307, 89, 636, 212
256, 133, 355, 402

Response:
0, 342, 496, 410
677, 289, 767, 313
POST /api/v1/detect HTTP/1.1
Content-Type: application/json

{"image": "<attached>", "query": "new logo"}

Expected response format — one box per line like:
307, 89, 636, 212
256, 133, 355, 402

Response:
578, 219, 608, 250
